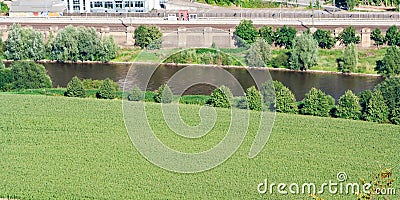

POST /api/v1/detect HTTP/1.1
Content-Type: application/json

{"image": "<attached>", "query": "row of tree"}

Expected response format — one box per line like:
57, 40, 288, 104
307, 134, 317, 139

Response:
4, 24, 118, 62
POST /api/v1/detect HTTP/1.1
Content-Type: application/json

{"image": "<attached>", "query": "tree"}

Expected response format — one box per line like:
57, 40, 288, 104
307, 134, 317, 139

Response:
337, 43, 358, 73
274, 25, 297, 49
154, 84, 173, 103
289, 33, 318, 71
364, 91, 389, 123
51, 25, 79, 62
389, 108, 400, 125
313, 29, 336, 49
259, 26, 274, 45
375, 46, 400, 76
234, 20, 258, 47
210, 85, 233, 108
77, 27, 102, 61
96, 78, 117, 99
300, 87, 335, 117
128, 86, 144, 101
273, 81, 298, 114
134, 25, 162, 49
370, 28, 385, 48
10, 61, 52, 90
384, 25, 399, 46
0, 67, 13, 92
374, 77, 400, 112
346, 0, 357, 10
338, 26, 360, 46
245, 86, 262, 111
5, 24, 24, 60
357, 90, 373, 118
335, 90, 362, 120
99, 36, 118, 62
65, 76, 86, 98
24, 29, 45, 61
245, 38, 271, 67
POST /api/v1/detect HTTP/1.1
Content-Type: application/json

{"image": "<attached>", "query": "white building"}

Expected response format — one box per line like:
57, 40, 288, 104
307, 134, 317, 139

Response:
10, 0, 66, 16
64, 0, 162, 13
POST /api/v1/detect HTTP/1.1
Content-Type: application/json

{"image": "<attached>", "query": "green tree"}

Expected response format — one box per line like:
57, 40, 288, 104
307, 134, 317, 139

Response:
274, 25, 297, 49
273, 81, 298, 114
346, 0, 357, 10
245, 86, 262, 111
338, 26, 360, 46
210, 85, 233, 108
154, 84, 173, 103
389, 107, 400, 125
134, 25, 163, 49
77, 27, 102, 61
300, 87, 335, 117
128, 86, 144, 101
259, 26, 274, 45
96, 78, 117, 99
357, 90, 373, 118
375, 46, 400, 76
370, 28, 385, 48
335, 90, 362, 120
374, 77, 400, 112
364, 91, 389, 123
245, 38, 271, 67
51, 25, 79, 62
99, 36, 118, 62
65, 76, 86, 98
234, 20, 258, 47
313, 29, 335, 49
5, 24, 24, 60
385, 25, 399, 46
10, 61, 52, 89
24, 29, 45, 61
337, 43, 358, 73
289, 33, 318, 71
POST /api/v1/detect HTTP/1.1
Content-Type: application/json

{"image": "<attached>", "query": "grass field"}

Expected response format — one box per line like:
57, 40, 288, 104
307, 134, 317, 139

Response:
0, 94, 399, 199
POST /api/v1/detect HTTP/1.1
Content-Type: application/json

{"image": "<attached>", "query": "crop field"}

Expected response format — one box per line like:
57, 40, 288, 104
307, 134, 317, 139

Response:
0, 94, 399, 199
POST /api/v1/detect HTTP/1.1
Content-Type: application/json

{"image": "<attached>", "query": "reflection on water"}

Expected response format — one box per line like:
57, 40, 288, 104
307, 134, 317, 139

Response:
44, 63, 384, 100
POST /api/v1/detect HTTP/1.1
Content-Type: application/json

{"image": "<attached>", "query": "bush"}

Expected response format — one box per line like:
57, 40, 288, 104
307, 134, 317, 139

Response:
357, 90, 373, 119
374, 77, 400, 112
337, 43, 358, 73
11, 61, 52, 90
65, 76, 86, 98
96, 78, 117, 99
270, 52, 289, 68
389, 108, 400, 125
0, 67, 13, 92
210, 85, 233, 108
179, 95, 211, 105
245, 86, 262, 111
364, 91, 389, 123
154, 84, 173, 103
300, 87, 335, 117
128, 86, 144, 101
236, 96, 248, 109
82, 79, 119, 90
274, 81, 298, 114
334, 90, 361, 120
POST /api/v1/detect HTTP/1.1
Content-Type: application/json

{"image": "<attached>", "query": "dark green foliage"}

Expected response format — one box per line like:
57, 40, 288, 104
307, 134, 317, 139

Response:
273, 81, 298, 114
164, 49, 238, 66
134, 25, 162, 49
179, 95, 211, 105
128, 86, 144, 101
96, 78, 117, 99
236, 96, 248, 109
364, 91, 389, 123
51, 25, 79, 62
335, 90, 362, 120
0, 67, 13, 92
289, 33, 318, 71
389, 108, 400, 125
0, 2, 9, 13
270, 52, 289, 68
245, 38, 271, 67
357, 90, 373, 117
82, 79, 117, 90
234, 20, 258, 47
259, 26, 274, 45
346, 0, 357, 10
210, 85, 233, 108
337, 43, 358, 73
154, 84, 173, 103
99, 36, 118, 62
338, 26, 360, 46
300, 87, 335, 117
374, 77, 400, 112
77, 27, 102, 61
370, 28, 385, 48
385, 25, 399, 46
245, 86, 262, 111
313, 29, 335, 49
375, 46, 400, 76
11, 61, 52, 90
274, 26, 297, 49
65, 76, 86, 98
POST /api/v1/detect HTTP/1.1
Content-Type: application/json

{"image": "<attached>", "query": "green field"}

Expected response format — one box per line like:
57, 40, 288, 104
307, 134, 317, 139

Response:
0, 94, 399, 199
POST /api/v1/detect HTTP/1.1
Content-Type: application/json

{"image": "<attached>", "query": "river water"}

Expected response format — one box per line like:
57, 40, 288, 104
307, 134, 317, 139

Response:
43, 62, 384, 100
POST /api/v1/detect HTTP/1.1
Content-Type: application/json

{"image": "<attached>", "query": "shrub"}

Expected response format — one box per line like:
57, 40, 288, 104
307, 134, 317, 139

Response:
357, 90, 373, 118
65, 76, 86, 98
236, 96, 248, 109
337, 43, 358, 73
179, 95, 211, 105
300, 87, 335, 117
0, 67, 13, 92
389, 108, 400, 125
274, 81, 298, 114
334, 90, 361, 120
210, 85, 233, 108
364, 91, 389, 123
245, 86, 262, 111
270, 52, 289, 68
11, 61, 52, 90
374, 77, 400, 112
128, 86, 144, 101
96, 78, 117, 99
154, 84, 173, 103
